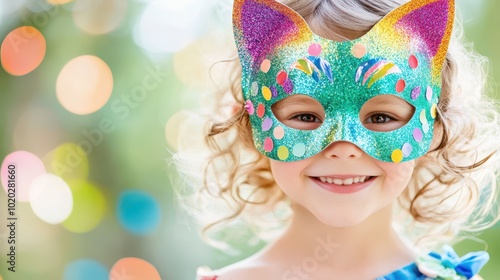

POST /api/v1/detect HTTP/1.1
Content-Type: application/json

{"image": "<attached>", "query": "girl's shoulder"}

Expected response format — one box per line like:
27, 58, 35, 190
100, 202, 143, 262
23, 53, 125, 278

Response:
196, 246, 490, 280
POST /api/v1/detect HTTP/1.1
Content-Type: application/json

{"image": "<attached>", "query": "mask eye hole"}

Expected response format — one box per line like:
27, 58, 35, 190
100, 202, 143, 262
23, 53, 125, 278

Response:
359, 95, 415, 132
271, 94, 325, 130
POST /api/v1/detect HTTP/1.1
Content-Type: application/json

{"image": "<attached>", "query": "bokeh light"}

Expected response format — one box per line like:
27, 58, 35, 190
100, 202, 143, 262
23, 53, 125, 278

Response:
47, 0, 75, 5
164, 110, 196, 150
72, 0, 127, 35
62, 180, 106, 233
1, 150, 46, 201
117, 190, 161, 235
172, 30, 233, 89
1, 26, 46, 76
29, 173, 73, 224
43, 143, 89, 181
12, 104, 65, 156
56, 55, 113, 115
134, 0, 207, 53
63, 259, 108, 280
110, 257, 160, 280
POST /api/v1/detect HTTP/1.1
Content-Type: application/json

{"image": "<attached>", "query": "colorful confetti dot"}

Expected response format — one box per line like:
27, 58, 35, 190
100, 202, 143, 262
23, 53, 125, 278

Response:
276, 70, 287, 85
283, 79, 294, 94
419, 109, 427, 124
409, 54, 418, 69
402, 143, 412, 157
262, 86, 272, 101
391, 149, 403, 163
277, 146, 289, 160
308, 43, 322, 56
260, 59, 271, 73
251, 82, 259, 96
270, 85, 278, 98
273, 126, 285, 140
426, 86, 433, 101
431, 104, 437, 119
262, 117, 273, 131
351, 43, 367, 58
292, 143, 306, 157
395, 79, 406, 93
257, 103, 265, 118
422, 122, 430, 134
263, 137, 274, 152
411, 86, 421, 100
413, 128, 423, 142
117, 190, 161, 235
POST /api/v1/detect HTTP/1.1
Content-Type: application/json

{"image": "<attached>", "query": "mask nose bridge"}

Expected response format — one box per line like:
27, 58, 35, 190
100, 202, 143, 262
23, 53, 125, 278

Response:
324, 107, 360, 147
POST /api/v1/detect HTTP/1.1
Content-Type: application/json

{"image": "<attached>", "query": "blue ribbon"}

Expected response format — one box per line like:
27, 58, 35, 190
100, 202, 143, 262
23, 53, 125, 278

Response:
428, 245, 490, 279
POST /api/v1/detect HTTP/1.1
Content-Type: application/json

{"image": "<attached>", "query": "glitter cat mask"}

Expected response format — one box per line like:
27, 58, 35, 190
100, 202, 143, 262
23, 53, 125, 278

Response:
233, 0, 454, 162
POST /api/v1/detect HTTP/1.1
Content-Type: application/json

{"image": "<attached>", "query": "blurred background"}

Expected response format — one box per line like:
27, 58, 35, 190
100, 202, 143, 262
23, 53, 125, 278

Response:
0, 0, 498, 279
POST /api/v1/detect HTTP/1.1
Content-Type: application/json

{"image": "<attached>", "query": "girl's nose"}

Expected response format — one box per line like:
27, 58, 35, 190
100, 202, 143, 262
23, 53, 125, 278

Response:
322, 141, 363, 160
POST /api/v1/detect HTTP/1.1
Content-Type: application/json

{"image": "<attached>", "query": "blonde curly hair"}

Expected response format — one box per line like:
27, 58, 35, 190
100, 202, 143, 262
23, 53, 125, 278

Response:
173, 0, 500, 251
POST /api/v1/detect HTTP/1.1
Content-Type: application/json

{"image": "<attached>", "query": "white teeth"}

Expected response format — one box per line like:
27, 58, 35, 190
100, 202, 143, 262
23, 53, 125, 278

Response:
332, 178, 342, 185
317, 176, 372, 185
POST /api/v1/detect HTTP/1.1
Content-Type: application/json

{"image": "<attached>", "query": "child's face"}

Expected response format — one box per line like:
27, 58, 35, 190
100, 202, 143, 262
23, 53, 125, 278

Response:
269, 94, 415, 227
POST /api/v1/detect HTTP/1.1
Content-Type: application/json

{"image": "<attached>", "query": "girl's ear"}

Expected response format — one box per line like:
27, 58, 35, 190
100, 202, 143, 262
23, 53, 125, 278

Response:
232, 0, 312, 73
371, 0, 454, 77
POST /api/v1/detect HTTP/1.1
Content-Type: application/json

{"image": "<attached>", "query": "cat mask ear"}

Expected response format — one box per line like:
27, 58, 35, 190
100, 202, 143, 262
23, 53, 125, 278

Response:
233, 0, 454, 87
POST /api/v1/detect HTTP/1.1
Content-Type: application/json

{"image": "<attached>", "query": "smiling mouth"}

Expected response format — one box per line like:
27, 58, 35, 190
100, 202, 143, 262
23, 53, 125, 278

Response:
314, 176, 376, 186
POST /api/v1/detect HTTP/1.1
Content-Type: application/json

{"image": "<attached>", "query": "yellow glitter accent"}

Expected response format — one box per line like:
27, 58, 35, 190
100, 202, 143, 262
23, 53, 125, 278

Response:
391, 149, 403, 163
262, 86, 272, 100
277, 146, 289, 160
431, 104, 437, 119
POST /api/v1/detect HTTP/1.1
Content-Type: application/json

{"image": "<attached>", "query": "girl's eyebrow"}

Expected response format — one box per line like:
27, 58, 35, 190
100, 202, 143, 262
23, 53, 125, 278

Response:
369, 98, 415, 111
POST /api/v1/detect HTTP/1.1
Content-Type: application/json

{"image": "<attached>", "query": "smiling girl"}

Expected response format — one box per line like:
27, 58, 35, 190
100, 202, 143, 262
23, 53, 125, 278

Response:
174, 0, 500, 279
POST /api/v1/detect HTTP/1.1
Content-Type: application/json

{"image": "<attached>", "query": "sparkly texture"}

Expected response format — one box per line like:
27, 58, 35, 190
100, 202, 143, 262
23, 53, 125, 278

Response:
257, 103, 265, 118
262, 86, 272, 100
396, 79, 406, 93
413, 128, 423, 142
411, 86, 421, 100
261, 59, 271, 72
245, 100, 254, 115
264, 137, 273, 152
308, 43, 322, 56
409, 54, 419, 69
292, 143, 306, 157
274, 126, 285, 139
351, 43, 367, 58
402, 142, 412, 157
277, 146, 289, 160
262, 117, 273, 131
391, 149, 404, 163
233, 0, 454, 162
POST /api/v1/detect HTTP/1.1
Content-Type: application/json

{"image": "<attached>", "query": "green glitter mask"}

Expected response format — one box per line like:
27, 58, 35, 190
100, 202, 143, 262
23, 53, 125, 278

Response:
233, 0, 454, 163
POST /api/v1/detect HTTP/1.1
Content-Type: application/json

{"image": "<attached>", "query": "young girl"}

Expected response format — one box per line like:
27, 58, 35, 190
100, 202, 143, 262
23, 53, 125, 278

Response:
174, 0, 500, 279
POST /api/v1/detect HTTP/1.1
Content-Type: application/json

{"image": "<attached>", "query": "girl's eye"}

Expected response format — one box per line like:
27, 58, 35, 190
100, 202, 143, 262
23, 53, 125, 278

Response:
366, 113, 393, 124
292, 113, 321, 123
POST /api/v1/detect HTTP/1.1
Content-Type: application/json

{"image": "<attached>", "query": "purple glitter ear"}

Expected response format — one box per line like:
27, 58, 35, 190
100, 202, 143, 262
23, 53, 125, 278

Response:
233, 0, 312, 68
395, 0, 450, 57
